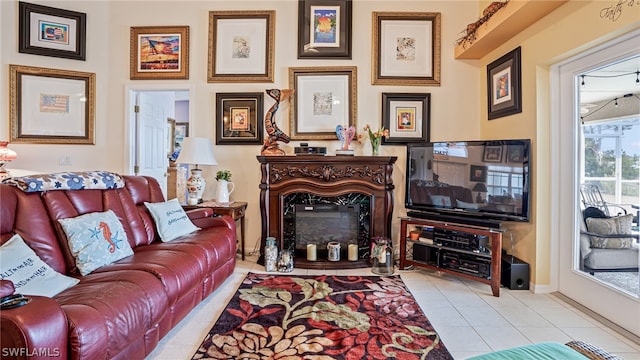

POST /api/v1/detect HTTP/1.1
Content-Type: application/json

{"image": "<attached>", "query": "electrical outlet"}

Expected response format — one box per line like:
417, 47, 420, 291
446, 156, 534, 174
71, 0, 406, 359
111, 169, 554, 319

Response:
59, 156, 71, 165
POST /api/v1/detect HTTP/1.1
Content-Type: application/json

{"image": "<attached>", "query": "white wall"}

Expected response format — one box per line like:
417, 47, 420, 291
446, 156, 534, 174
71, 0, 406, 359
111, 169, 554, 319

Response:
1, 0, 480, 255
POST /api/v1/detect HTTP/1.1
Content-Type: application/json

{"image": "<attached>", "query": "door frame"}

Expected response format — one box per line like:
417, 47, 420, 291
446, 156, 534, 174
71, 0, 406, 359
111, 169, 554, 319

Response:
551, 29, 640, 337
123, 84, 193, 177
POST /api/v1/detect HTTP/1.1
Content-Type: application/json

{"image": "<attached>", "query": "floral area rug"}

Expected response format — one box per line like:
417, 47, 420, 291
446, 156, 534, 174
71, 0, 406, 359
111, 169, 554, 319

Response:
192, 272, 453, 360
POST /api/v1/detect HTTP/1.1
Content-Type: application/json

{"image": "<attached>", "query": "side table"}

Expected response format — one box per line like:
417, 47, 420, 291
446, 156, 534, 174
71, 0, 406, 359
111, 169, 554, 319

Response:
183, 201, 248, 260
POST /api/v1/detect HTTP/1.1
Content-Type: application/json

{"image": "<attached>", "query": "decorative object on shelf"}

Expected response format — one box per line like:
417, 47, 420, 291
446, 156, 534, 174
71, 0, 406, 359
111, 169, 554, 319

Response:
176, 137, 218, 205
261, 89, 293, 156
348, 243, 358, 261
473, 182, 488, 203
277, 247, 294, 272
19, 2, 87, 60
327, 241, 341, 261
359, 124, 389, 155
335, 124, 356, 155
487, 46, 522, 120
264, 237, 278, 272
409, 230, 421, 241
215, 170, 234, 203
371, 237, 394, 275
455, 1, 509, 50
307, 244, 317, 261
130, 26, 190, 80
0, 142, 17, 177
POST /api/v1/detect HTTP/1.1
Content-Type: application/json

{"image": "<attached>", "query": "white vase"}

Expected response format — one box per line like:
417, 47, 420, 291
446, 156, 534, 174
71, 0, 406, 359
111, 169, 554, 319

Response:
216, 179, 235, 202
186, 169, 205, 205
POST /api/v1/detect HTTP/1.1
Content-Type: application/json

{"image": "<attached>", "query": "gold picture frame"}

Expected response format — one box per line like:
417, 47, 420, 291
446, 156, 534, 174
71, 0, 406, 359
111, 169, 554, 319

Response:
372, 12, 441, 86
289, 66, 357, 140
10, 64, 95, 144
130, 25, 190, 80
208, 10, 275, 83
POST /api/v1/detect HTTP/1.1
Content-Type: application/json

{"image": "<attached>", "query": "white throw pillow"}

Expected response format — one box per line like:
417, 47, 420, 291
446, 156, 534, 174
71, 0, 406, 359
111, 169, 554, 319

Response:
0, 234, 79, 297
144, 198, 200, 242
429, 195, 452, 207
58, 210, 134, 275
456, 199, 479, 210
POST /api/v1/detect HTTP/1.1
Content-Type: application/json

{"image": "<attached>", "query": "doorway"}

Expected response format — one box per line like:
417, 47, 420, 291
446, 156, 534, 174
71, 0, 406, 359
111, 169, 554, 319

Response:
553, 30, 639, 338
125, 86, 190, 199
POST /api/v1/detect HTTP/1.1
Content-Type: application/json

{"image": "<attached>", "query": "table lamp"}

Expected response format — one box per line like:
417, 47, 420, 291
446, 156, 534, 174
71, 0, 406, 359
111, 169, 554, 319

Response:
472, 182, 488, 203
175, 137, 218, 205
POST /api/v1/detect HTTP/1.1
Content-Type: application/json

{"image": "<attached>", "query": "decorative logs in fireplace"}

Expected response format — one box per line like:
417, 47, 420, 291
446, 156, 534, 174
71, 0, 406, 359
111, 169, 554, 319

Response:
257, 155, 397, 269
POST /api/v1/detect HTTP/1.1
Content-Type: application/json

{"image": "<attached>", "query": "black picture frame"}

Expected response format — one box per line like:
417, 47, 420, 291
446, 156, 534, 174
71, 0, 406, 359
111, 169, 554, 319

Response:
216, 93, 264, 145
506, 144, 525, 163
483, 145, 503, 163
469, 165, 487, 182
487, 46, 522, 120
19, 1, 87, 61
297, 0, 352, 59
381, 93, 430, 144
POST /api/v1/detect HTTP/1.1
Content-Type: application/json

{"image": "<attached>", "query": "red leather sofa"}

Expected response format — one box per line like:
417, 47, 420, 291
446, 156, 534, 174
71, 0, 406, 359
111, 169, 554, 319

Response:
0, 175, 236, 359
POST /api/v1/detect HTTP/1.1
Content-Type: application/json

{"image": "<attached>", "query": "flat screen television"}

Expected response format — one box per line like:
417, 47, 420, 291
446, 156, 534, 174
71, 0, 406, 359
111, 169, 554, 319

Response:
405, 139, 530, 227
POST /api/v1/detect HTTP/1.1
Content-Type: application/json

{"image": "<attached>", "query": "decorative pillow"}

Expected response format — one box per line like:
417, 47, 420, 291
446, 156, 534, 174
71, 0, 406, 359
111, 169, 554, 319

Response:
456, 199, 479, 210
3, 171, 125, 192
144, 198, 200, 242
58, 210, 134, 275
429, 195, 452, 207
0, 234, 79, 297
586, 214, 635, 249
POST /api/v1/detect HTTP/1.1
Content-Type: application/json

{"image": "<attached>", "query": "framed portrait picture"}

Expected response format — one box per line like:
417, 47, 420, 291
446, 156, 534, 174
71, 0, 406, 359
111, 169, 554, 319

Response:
469, 165, 487, 182
130, 26, 189, 80
381, 93, 430, 144
208, 11, 275, 83
216, 93, 264, 145
506, 144, 525, 163
483, 145, 503, 163
372, 12, 441, 86
297, 0, 352, 59
487, 46, 522, 120
289, 66, 357, 140
9, 65, 95, 144
19, 2, 86, 60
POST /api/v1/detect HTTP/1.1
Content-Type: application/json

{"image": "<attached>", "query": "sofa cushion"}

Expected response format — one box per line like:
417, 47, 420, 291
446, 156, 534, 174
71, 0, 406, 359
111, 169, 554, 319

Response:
0, 234, 79, 297
430, 194, 452, 207
144, 199, 200, 242
3, 171, 125, 192
586, 214, 636, 249
58, 210, 134, 275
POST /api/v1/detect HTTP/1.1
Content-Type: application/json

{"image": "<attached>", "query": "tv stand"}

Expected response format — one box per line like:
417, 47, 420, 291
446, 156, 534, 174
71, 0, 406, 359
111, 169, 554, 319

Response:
406, 210, 502, 229
399, 217, 503, 297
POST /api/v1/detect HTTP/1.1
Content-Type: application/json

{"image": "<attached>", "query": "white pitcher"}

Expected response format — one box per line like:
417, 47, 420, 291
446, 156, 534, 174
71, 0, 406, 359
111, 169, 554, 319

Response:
216, 179, 235, 202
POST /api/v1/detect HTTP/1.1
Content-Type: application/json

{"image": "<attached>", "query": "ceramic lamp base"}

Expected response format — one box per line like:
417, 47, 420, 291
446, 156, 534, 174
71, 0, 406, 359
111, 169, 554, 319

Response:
186, 168, 206, 204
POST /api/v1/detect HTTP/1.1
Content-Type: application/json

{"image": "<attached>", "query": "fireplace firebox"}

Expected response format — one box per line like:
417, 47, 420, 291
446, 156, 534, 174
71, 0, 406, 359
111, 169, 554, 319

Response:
257, 155, 397, 269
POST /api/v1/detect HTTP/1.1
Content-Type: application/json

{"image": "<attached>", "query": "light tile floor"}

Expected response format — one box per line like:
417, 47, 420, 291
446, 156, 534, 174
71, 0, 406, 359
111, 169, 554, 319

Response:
146, 256, 640, 359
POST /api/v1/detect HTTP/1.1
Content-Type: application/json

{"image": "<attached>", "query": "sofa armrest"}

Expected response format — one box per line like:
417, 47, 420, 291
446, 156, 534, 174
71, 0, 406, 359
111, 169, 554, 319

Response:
191, 214, 236, 232
1, 296, 69, 359
1, 280, 15, 298
185, 208, 215, 220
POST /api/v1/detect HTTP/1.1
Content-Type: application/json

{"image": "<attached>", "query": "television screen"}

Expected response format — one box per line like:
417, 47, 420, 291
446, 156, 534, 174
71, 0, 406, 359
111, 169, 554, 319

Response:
406, 139, 530, 224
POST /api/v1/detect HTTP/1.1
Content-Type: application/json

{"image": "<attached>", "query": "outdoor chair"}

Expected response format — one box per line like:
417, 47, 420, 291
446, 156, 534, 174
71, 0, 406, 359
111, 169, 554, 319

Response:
580, 183, 639, 225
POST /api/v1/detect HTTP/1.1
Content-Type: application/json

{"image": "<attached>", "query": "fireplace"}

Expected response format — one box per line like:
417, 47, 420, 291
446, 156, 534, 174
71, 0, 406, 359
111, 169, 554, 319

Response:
257, 155, 397, 269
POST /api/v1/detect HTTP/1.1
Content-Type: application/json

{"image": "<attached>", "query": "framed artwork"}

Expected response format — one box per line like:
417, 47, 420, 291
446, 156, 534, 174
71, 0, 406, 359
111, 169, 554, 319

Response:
208, 11, 275, 83
19, 2, 87, 60
469, 165, 487, 182
483, 145, 503, 163
372, 12, 441, 86
487, 46, 522, 120
289, 66, 357, 140
130, 26, 189, 80
9, 65, 95, 144
216, 93, 264, 145
506, 144, 525, 163
167, 118, 176, 156
297, 0, 352, 59
381, 93, 430, 144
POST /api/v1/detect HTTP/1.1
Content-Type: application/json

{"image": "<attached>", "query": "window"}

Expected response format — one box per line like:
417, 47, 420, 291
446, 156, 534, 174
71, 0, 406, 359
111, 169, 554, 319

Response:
486, 165, 524, 198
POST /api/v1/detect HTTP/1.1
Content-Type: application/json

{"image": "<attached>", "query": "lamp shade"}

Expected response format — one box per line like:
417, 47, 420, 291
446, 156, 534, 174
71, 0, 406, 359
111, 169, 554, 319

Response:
175, 137, 218, 167
472, 182, 487, 192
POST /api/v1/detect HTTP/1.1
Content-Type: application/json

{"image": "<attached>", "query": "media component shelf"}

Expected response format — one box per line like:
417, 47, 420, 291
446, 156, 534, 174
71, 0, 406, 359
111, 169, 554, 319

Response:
399, 217, 503, 297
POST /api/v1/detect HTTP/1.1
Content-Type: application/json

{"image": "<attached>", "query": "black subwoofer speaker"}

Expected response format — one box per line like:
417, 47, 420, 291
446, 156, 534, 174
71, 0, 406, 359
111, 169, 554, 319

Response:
501, 255, 530, 290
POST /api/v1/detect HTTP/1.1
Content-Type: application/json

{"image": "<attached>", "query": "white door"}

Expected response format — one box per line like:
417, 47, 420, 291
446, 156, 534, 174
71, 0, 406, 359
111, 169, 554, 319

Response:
136, 91, 175, 197
553, 32, 640, 337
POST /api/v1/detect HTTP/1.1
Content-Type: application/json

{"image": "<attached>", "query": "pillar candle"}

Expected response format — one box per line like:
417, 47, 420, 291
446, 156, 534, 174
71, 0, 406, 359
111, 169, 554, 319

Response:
307, 244, 317, 261
348, 244, 358, 261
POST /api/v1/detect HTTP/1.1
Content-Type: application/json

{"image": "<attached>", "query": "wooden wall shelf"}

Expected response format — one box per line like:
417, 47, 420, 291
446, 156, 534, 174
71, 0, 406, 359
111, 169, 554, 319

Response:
454, 0, 568, 59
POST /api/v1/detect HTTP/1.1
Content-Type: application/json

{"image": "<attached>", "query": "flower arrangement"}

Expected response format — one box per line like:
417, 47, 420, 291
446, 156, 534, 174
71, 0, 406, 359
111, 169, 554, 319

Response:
215, 170, 232, 181
359, 124, 389, 155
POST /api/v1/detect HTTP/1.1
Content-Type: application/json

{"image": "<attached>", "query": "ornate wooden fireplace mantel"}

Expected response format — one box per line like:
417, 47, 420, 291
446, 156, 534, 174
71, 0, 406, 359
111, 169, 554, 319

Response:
257, 155, 397, 269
